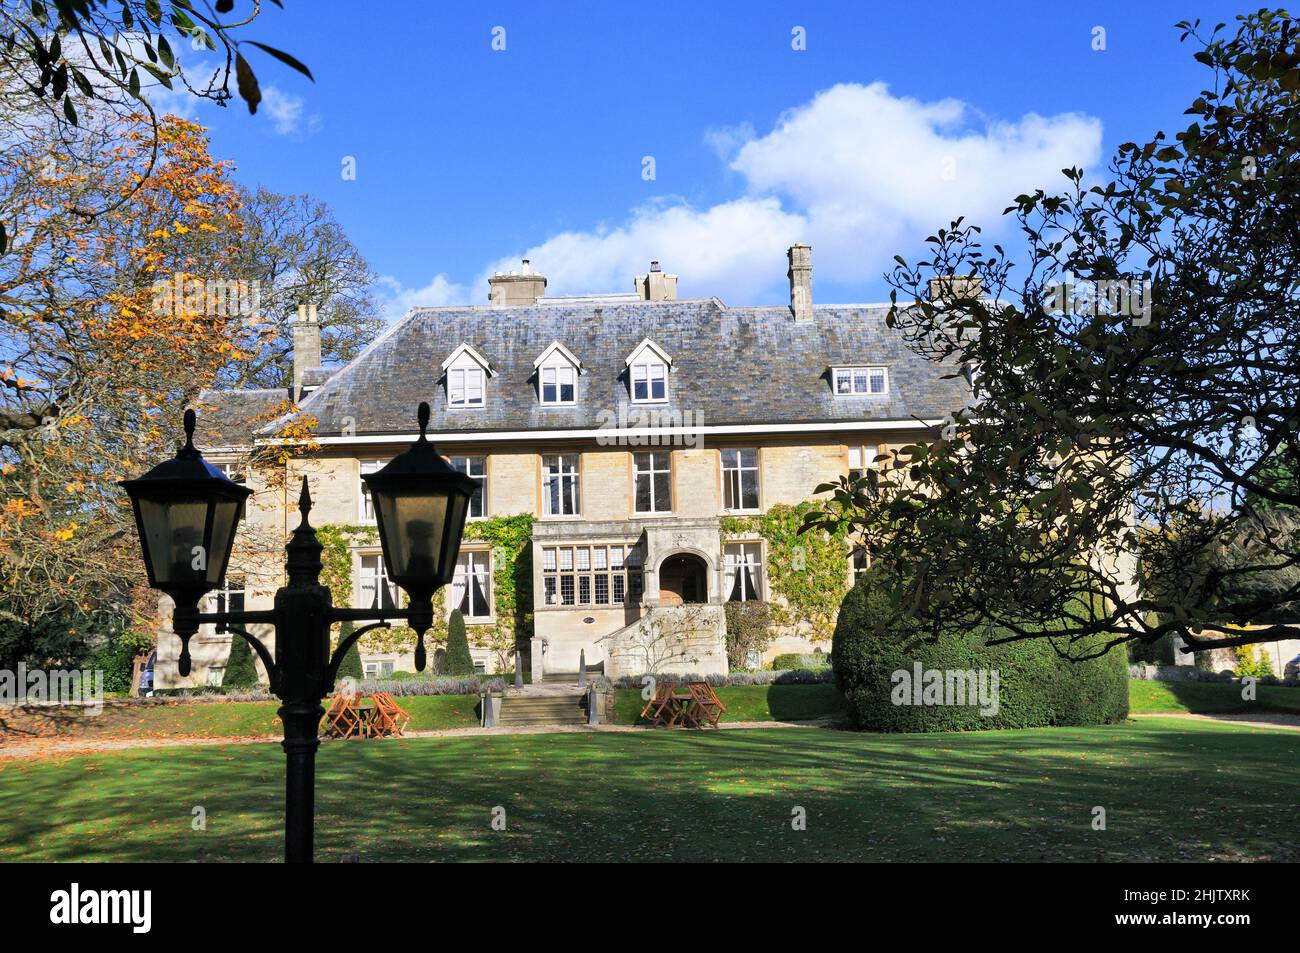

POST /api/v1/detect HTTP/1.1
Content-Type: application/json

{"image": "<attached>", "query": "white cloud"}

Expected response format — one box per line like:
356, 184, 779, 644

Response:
471, 82, 1102, 302
377, 273, 472, 321
260, 85, 317, 136
479, 197, 806, 303
703, 121, 756, 161
729, 82, 1103, 282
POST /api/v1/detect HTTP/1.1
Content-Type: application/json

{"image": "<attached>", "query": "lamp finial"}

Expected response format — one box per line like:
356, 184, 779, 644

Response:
417, 401, 430, 441
183, 409, 196, 451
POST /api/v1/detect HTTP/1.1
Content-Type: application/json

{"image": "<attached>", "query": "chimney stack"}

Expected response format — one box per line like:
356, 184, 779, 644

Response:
634, 260, 678, 300
928, 275, 983, 304
292, 302, 322, 402
787, 244, 812, 322
489, 259, 547, 306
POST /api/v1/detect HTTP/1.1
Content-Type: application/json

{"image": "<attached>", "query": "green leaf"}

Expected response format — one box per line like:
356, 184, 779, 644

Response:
244, 41, 314, 81
63, 95, 77, 124
235, 52, 261, 114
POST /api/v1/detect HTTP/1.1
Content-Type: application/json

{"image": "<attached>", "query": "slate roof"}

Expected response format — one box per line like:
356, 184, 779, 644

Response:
260, 298, 971, 439
192, 388, 289, 449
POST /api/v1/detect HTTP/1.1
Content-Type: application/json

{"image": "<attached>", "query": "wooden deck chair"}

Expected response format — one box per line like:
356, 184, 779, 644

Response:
369, 692, 411, 737
639, 682, 677, 726
322, 692, 365, 739
687, 681, 725, 728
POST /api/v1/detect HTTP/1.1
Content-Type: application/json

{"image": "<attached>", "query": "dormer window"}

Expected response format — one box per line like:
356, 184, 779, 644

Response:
449, 367, 484, 407
533, 342, 582, 406
833, 366, 888, 396
441, 344, 494, 409
625, 338, 672, 404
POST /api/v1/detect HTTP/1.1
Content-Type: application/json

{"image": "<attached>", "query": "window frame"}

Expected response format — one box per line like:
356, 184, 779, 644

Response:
630, 360, 669, 403
452, 549, 493, 620
542, 453, 581, 517
218, 461, 246, 484
447, 365, 486, 409
847, 445, 879, 481
724, 541, 764, 602
357, 553, 400, 612
538, 363, 578, 405
832, 366, 889, 397
450, 455, 487, 520
720, 447, 761, 512
358, 459, 388, 523
633, 450, 673, 514
541, 543, 644, 608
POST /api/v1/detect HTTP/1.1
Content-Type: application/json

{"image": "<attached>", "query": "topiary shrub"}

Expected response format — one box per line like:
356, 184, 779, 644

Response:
222, 632, 260, 689
443, 609, 475, 676
334, 621, 363, 687
832, 567, 1129, 732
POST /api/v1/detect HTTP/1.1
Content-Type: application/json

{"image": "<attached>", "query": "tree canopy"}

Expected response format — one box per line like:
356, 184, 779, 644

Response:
806, 10, 1300, 658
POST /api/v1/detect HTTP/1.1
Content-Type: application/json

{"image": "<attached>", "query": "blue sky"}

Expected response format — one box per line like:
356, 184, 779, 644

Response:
171, 0, 1251, 314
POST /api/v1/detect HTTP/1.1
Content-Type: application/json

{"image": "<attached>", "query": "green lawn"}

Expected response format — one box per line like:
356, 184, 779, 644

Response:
0, 694, 479, 742
612, 683, 843, 724
1, 719, 1295, 862
1129, 679, 1300, 715
8, 680, 1298, 745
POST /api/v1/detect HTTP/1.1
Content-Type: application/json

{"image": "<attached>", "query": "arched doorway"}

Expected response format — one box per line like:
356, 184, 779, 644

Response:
658, 553, 708, 605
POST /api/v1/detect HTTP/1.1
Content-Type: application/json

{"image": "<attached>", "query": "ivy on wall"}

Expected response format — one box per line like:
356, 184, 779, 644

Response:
722, 501, 851, 643
463, 514, 535, 666
315, 515, 535, 667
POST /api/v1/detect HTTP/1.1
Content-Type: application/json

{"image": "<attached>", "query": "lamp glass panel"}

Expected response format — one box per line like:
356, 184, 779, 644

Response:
376, 490, 451, 582
138, 498, 209, 586
438, 491, 469, 583
204, 498, 241, 585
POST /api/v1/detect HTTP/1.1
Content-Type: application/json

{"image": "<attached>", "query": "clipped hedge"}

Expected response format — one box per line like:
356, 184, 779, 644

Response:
833, 569, 1129, 732
771, 652, 831, 672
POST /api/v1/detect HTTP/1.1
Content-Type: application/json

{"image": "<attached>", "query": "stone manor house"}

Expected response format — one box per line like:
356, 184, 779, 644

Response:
157, 246, 970, 688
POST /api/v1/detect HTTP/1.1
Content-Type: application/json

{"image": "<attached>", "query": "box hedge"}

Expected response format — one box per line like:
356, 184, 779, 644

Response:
832, 568, 1129, 732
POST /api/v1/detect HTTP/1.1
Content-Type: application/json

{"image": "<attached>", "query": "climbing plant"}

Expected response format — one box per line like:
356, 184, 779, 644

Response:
462, 514, 535, 668
314, 515, 534, 670
722, 501, 851, 643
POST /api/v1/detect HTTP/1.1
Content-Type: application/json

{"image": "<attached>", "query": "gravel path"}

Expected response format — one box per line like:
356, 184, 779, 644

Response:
0, 718, 838, 762
1129, 711, 1300, 732
5, 712, 1295, 762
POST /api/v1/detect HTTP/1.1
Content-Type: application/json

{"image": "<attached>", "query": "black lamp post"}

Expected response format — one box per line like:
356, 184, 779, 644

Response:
121, 402, 473, 863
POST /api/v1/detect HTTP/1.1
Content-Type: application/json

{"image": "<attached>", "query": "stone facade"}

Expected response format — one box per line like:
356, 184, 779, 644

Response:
166, 247, 972, 688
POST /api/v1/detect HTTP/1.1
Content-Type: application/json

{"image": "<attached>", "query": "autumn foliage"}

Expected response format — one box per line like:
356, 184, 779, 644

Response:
0, 113, 254, 657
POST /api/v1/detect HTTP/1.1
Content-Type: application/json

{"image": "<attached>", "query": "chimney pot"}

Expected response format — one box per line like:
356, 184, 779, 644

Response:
650, 260, 661, 273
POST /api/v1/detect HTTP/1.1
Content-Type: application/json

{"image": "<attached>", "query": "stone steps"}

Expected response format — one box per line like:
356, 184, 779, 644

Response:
498, 695, 588, 727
